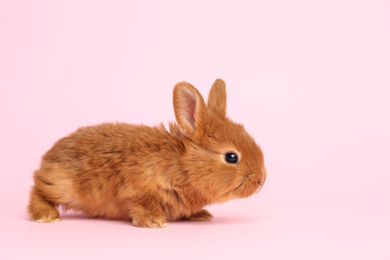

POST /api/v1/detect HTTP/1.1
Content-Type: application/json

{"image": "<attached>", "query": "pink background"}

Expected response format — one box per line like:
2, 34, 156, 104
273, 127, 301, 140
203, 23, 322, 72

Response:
1, 0, 389, 259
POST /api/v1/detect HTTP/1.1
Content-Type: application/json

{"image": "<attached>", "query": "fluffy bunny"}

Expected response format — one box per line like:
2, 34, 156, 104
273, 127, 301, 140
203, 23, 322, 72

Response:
28, 79, 266, 228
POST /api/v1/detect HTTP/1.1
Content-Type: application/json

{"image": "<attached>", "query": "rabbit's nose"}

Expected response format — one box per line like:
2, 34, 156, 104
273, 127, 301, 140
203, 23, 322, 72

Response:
256, 174, 266, 186
257, 176, 265, 186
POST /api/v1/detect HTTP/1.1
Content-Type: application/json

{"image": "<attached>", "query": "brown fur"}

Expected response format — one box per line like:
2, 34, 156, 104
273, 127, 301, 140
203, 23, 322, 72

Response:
27, 79, 266, 228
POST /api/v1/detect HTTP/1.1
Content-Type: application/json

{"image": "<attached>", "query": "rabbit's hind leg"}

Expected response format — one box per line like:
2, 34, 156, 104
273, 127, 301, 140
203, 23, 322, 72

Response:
27, 185, 60, 223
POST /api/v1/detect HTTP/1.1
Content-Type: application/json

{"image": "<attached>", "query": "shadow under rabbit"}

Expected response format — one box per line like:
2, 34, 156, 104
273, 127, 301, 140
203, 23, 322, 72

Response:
25, 210, 259, 227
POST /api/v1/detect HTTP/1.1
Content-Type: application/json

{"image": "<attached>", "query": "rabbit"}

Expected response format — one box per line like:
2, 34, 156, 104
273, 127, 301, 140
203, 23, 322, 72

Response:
27, 79, 266, 228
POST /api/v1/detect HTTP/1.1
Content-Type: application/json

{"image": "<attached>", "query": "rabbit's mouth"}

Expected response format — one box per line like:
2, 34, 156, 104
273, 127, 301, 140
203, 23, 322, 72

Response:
233, 172, 264, 198
236, 177, 248, 190
217, 175, 259, 203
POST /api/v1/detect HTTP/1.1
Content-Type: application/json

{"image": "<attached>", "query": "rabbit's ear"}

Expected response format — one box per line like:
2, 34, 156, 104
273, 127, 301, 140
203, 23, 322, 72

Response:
173, 82, 207, 134
207, 79, 226, 119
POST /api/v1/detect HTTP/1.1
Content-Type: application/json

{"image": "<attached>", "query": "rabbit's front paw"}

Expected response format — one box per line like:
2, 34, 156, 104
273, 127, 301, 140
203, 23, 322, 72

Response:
185, 209, 214, 221
132, 214, 168, 228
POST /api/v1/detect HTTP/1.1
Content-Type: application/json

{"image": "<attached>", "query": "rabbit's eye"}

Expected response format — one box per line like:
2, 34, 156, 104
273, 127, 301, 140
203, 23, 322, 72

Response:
225, 153, 238, 164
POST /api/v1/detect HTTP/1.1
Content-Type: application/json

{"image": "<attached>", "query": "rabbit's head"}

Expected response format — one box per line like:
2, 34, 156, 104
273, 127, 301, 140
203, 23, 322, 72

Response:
173, 79, 266, 204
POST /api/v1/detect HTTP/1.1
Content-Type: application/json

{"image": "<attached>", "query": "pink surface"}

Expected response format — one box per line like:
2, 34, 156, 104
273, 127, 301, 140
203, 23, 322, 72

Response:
1, 0, 389, 259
